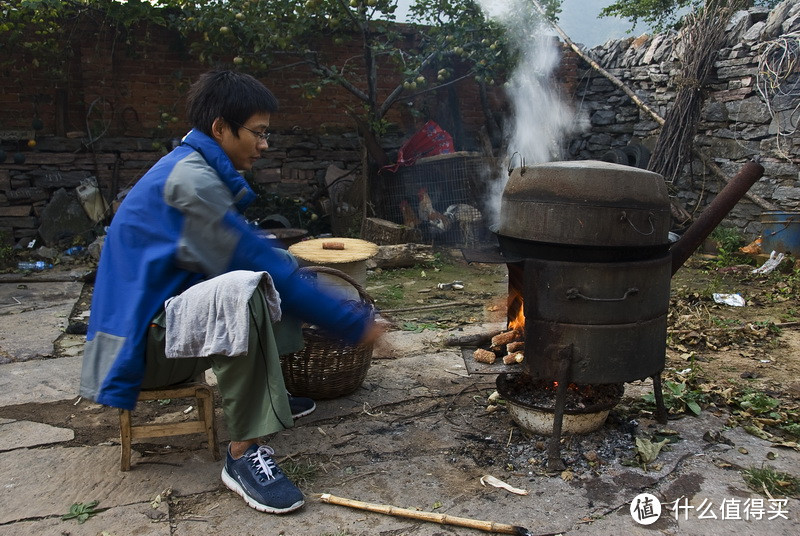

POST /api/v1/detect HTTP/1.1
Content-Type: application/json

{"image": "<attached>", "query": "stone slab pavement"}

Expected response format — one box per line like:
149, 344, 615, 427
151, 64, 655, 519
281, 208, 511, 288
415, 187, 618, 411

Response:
0, 275, 798, 536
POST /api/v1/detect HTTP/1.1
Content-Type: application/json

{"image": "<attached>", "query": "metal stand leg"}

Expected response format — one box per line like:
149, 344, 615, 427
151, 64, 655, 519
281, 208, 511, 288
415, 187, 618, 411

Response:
652, 372, 668, 424
547, 345, 573, 473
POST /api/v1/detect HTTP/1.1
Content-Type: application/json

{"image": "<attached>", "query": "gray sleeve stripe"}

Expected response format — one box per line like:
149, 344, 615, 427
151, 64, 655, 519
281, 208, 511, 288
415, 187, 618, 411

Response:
164, 153, 240, 276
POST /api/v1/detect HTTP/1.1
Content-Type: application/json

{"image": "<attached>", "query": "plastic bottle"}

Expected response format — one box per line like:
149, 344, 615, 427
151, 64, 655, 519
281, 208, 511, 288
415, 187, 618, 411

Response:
64, 246, 84, 255
17, 261, 54, 271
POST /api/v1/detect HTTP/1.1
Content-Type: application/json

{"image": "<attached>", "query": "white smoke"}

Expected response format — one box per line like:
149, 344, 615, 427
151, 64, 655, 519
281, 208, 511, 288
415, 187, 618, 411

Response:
477, 0, 580, 230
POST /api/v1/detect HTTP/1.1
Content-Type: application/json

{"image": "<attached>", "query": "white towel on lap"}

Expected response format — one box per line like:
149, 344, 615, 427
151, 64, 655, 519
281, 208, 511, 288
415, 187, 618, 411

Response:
164, 270, 281, 358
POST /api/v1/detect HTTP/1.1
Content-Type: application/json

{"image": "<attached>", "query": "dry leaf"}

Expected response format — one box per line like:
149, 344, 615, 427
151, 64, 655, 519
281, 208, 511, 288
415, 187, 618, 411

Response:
479, 475, 529, 495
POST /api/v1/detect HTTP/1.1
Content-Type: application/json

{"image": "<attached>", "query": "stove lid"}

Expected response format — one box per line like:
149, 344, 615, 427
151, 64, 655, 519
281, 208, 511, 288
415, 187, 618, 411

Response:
498, 160, 671, 248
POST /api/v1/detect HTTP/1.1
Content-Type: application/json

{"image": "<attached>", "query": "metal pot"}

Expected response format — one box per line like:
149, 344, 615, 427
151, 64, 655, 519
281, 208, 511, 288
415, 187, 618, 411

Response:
498, 160, 671, 250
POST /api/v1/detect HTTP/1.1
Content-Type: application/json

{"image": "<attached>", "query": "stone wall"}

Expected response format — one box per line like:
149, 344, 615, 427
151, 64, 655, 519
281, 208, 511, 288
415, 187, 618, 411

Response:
569, 0, 800, 238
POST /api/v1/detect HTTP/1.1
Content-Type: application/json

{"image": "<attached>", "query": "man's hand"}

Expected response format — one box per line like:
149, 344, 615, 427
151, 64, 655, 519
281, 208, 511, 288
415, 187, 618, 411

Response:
359, 320, 387, 346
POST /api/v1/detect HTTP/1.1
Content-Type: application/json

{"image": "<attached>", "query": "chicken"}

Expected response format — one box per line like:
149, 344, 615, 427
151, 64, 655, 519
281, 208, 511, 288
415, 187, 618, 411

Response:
417, 187, 434, 222
399, 199, 420, 228
444, 203, 483, 245
417, 187, 450, 233
427, 211, 451, 232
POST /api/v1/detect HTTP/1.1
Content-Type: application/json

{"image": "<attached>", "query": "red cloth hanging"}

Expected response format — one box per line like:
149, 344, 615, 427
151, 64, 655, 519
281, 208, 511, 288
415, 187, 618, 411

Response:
381, 121, 454, 173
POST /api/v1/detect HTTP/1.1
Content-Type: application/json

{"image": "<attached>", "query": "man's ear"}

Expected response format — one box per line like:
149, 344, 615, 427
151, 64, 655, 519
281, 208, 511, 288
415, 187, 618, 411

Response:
210, 117, 227, 142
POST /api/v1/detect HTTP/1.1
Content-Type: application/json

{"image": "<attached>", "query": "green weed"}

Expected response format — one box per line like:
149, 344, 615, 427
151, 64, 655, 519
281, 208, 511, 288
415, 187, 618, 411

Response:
710, 226, 750, 267
642, 380, 706, 416
282, 459, 318, 488
742, 466, 800, 498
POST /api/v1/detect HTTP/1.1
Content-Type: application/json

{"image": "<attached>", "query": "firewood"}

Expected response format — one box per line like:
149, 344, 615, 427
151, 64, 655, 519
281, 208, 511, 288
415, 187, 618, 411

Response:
443, 330, 503, 347
502, 352, 524, 365
473, 348, 497, 364
491, 330, 520, 350
506, 341, 524, 354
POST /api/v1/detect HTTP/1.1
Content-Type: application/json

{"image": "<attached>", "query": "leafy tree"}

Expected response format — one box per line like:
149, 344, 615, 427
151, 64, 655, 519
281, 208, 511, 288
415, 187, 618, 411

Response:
600, 0, 782, 33
0, 0, 174, 78
3, 0, 564, 160
166, 0, 561, 162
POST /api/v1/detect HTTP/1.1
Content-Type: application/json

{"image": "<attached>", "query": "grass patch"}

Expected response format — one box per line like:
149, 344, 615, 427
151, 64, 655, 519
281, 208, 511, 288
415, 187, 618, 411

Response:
742, 465, 800, 498
281, 459, 318, 488
710, 226, 751, 267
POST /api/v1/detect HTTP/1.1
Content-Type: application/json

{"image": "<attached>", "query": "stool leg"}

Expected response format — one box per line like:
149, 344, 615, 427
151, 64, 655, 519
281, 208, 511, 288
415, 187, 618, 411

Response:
197, 390, 221, 461
119, 409, 133, 471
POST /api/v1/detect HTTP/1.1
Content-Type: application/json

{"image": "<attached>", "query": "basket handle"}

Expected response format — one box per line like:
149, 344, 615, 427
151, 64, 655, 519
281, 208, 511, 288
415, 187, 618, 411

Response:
299, 265, 374, 306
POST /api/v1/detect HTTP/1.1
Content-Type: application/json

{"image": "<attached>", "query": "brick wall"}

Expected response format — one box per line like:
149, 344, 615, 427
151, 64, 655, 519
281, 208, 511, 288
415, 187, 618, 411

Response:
0, 18, 582, 246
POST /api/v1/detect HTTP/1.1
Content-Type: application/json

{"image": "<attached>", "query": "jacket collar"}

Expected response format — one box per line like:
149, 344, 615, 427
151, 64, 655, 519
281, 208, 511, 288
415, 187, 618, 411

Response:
180, 129, 257, 212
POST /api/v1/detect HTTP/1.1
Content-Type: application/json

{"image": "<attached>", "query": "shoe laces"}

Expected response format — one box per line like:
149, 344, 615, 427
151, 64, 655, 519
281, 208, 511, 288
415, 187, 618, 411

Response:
248, 445, 280, 481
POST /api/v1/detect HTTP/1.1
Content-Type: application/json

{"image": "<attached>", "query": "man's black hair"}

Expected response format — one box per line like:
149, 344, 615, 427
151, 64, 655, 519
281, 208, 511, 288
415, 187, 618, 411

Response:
186, 70, 279, 136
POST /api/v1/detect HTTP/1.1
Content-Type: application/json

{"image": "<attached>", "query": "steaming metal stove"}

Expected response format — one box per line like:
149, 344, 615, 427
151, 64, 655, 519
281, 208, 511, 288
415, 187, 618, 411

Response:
466, 159, 764, 471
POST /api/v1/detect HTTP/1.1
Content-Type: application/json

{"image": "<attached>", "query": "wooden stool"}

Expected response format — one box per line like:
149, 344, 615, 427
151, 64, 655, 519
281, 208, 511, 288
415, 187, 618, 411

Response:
119, 382, 221, 471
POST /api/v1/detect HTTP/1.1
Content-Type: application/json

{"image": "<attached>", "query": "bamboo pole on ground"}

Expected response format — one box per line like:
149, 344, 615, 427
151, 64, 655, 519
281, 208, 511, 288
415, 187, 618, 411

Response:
318, 493, 551, 536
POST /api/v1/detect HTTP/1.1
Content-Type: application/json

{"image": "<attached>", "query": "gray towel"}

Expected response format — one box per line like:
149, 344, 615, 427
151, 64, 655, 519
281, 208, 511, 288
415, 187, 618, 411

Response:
164, 270, 281, 358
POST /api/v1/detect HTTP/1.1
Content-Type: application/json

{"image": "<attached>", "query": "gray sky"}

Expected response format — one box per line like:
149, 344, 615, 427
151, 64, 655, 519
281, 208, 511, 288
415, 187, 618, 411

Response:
557, 0, 639, 47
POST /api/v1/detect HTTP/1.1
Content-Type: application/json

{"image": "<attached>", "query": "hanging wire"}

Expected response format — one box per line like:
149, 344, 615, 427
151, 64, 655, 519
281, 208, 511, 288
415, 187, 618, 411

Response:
755, 32, 800, 161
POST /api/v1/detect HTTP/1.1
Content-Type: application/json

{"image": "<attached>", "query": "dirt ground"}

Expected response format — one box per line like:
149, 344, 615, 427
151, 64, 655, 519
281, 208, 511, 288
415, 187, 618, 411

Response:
367, 248, 800, 458
2, 246, 799, 487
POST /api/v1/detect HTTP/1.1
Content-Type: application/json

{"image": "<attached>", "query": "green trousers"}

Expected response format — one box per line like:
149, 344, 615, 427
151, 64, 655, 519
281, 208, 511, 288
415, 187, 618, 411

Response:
141, 288, 304, 441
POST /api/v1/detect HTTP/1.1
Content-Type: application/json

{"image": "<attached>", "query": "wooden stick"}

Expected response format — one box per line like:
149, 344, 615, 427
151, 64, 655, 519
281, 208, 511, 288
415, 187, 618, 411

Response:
317, 493, 535, 535
380, 301, 473, 313
529, 0, 664, 126
530, 0, 776, 213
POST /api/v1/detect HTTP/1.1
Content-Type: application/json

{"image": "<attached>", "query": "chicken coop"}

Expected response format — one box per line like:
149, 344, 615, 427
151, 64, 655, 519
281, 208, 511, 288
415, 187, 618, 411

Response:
377, 152, 496, 247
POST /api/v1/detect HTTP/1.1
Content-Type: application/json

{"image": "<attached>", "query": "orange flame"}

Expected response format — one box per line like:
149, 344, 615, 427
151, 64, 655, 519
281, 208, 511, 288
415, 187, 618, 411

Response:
508, 300, 525, 332
506, 263, 525, 332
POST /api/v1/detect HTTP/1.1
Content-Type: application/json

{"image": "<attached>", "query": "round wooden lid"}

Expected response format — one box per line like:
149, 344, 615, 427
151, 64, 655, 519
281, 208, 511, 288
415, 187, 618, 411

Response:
289, 237, 379, 264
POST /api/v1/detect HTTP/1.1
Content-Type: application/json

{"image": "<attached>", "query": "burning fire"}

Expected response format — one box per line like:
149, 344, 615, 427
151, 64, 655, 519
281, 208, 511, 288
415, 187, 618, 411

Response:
507, 263, 525, 332
508, 294, 525, 332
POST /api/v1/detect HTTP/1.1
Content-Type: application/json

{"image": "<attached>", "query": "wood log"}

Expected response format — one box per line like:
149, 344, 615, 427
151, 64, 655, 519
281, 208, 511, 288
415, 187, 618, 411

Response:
491, 330, 521, 350
362, 217, 421, 245
506, 341, 525, 354
366, 243, 435, 269
503, 352, 524, 365
443, 329, 503, 347
473, 348, 497, 364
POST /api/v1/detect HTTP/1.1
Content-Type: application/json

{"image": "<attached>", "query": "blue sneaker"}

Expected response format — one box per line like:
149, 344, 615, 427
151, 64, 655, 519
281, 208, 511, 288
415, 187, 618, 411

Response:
221, 444, 304, 514
289, 394, 316, 419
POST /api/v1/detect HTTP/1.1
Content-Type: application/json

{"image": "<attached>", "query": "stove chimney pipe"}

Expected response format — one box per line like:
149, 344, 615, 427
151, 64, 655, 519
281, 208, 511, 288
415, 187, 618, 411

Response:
670, 160, 765, 275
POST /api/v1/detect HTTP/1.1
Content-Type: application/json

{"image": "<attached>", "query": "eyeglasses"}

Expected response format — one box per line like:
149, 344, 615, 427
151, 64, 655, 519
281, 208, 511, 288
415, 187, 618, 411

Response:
231, 121, 270, 142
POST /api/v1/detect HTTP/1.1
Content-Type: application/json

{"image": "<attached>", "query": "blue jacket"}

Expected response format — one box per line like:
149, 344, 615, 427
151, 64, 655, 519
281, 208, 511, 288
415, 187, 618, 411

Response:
80, 129, 371, 410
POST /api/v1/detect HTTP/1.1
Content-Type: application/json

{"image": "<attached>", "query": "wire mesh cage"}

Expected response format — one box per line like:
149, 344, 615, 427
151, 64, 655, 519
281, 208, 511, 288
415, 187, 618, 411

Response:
378, 152, 496, 246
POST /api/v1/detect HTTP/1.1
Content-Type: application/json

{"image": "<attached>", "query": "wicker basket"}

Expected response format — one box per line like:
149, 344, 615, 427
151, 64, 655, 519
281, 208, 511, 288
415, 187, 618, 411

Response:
280, 266, 375, 399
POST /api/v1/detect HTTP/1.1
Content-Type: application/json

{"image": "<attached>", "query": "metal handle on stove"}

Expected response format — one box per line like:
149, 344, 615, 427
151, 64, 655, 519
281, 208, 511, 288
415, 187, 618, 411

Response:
620, 211, 655, 236
565, 287, 639, 302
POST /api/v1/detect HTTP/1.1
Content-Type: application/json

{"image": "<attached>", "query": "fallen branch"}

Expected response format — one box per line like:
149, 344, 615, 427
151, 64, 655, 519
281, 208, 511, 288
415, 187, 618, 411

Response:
380, 301, 474, 313
669, 320, 800, 334
317, 493, 556, 536
530, 0, 664, 126
530, 0, 776, 213
443, 329, 504, 347
694, 150, 778, 211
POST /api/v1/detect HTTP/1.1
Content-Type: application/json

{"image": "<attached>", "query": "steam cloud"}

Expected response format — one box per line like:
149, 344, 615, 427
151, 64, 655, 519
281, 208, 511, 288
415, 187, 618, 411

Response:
477, 0, 581, 230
